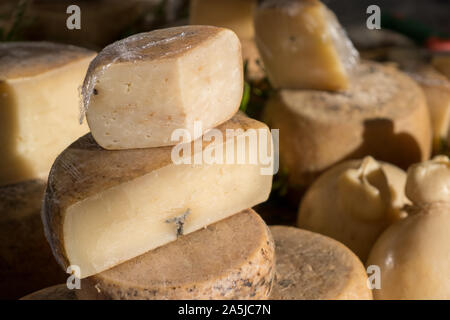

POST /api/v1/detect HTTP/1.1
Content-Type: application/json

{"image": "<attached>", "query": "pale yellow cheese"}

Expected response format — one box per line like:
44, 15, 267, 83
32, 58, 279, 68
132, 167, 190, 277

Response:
298, 157, 408, 262
0, 42, 95, 186
20, 284, 76, 300
77, 209, 275, 300
189, 0, 256, 40
270, 226, 372, 300
0, 180, 66, 300
254, 0, 358, 91
83, 26, 243, 150
42, 113, 274, 278
264, 62, 432, 190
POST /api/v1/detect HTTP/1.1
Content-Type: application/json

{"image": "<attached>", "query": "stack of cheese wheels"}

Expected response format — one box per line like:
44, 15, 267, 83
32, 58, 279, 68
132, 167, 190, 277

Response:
255, 0, 432, 192
270, 226, 372, 300
0, 42, 95, 299
39, 26, 275, 300
297, 156, 408, 262
189, 0, 264, 81
367, 155, 450, 299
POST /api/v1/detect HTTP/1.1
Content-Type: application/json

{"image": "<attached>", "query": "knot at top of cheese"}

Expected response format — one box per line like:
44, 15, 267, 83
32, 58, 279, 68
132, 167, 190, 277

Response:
406, 155, 450, 205
81, 25, 233, 123
337, 156, 392, 221
0, 42, 94, 81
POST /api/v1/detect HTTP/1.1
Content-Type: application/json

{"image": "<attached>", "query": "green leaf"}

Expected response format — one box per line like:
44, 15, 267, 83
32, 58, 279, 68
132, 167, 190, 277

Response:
239, 81, 251, 113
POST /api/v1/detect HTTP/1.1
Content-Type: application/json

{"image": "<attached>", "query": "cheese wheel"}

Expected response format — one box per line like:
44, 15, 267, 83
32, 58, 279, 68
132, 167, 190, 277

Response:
189, 0, 256, 40
270, 226, 372, 300
83, 26, 243, 150
42, 113, 273, 278
0, 180, 66, 299
298, 157, 407, 262
76, 209, 274, 300
20, 284, 77, 300
254, 0, 358, 91
0, 42, 95, 186
264, 61, 432, 190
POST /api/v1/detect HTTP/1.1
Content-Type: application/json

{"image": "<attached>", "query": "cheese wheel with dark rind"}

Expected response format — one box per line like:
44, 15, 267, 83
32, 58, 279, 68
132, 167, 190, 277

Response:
20, 284, 77, 300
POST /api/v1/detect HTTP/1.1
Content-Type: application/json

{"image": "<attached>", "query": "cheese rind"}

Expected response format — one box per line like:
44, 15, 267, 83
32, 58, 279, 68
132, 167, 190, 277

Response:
0, 180, 66, 299
83, 26, 243, 149
0, 42, 94, 186
254, 0, 358, 90
20, 284, 77, 300
76, 209, 275, 300
264, 62, 432, 189
270, 226, 372, 300
42, 113, 273, 278
189, 0, 256, 40
298, 157, 407, 262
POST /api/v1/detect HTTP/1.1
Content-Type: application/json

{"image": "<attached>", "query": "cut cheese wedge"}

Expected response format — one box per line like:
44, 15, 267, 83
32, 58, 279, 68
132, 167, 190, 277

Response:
270, 226, 372, 300
83, 25, 243, 150
189, 0, 256, 40
0, 42, 95, 186
76, 209, 274, 300
20, 284, 77, 300
42, 113, 274, 278
254, 0, 358, 91
0, 180, 66, 300
298, 157, 408, 262
264, 61, 432, 190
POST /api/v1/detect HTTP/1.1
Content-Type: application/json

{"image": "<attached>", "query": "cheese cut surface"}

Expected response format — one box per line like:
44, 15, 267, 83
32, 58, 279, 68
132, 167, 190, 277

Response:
43, 113, 273, 278
298, 157, 408, 262
0, 42, 94, 186
0, 180, 66, 300
254, 0, 358, 91
270, 226, 372, 300
77, 209, 275, 300
189, 0, 256, 40
20, 284, 77, 300
83, 25, 243, 150
264, 62, 432, 189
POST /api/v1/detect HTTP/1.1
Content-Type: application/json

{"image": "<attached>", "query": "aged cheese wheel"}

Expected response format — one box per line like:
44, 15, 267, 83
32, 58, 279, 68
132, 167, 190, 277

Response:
270, 226, 372, 300
42, 113, 273, 278
83, 25, 243, 150
76, 209, 274, 300
297, 157, 407, 262
20, 284, 77, 300
0, 42, 95, 186
254, 0, 358, 91
367, 156, 450, 299
0, 180, 66, 300
189, 0, 256, 40
406, 66, 450, 152
264, 61, 432, 190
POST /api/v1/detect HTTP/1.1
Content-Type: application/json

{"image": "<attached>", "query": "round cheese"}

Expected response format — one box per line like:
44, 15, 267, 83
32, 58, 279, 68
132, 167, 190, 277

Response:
270, 226, 372, 300
76, 209, 274, 300
0, 180, 66, 299
20, 284, 76, 300
264, 61, 432, 190
298, 157, 408, 262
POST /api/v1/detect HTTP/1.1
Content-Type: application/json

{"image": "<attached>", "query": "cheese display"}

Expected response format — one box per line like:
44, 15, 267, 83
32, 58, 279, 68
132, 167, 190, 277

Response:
407, 66, 450, 152
0, 180, 66, 300
20, 284, 77, 300
264, 62, 432, 190
254, 0, 359, 91
0, 42, 95, 186
297, 157, 408, 262
270, 226, 372, 300
367, 156, 450, 299
189, 0, 256, 40
76, 209, 274, 300
83, 26, 243, 150
42, 113, 273, 279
